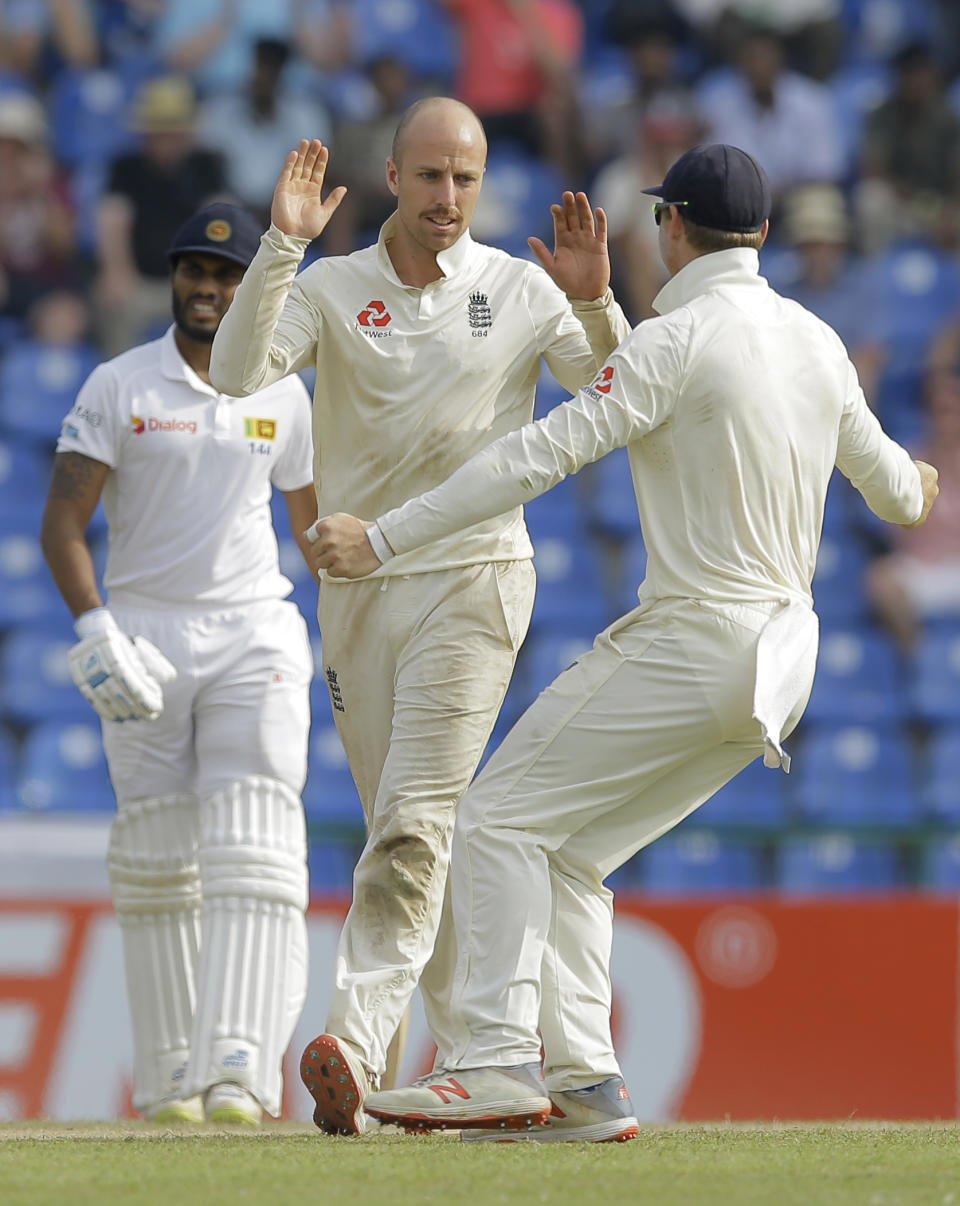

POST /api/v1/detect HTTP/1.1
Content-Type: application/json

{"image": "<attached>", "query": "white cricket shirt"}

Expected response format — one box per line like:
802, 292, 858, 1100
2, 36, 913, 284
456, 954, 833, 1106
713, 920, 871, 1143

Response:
57, 326, 314, 607
376, 248, 924, 608
211, 215, 630, 576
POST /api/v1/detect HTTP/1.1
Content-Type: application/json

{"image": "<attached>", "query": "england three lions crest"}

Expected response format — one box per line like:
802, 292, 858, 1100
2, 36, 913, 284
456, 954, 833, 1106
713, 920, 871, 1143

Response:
467, 291, 492, 334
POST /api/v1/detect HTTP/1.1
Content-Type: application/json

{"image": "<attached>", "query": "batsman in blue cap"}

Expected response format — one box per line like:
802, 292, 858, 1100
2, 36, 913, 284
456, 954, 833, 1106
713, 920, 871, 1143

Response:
307, 142, 940, 1138
40, 198, 319, 1127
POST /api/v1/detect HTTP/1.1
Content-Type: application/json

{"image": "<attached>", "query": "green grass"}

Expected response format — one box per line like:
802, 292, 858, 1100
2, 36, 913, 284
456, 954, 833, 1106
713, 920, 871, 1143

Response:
3, 1123, 959, 1206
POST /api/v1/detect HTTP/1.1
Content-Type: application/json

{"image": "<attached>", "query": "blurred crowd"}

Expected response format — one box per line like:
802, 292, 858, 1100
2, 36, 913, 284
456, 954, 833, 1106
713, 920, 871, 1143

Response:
4, 0, 960, 888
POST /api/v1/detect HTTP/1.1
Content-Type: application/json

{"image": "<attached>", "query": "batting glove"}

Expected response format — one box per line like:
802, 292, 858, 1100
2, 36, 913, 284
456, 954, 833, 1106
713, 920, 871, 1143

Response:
68, 608, 177, 722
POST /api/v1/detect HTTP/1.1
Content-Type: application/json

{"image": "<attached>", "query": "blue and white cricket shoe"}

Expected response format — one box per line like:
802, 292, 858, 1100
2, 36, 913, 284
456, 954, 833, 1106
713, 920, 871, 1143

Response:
461, 1075, 639, 1143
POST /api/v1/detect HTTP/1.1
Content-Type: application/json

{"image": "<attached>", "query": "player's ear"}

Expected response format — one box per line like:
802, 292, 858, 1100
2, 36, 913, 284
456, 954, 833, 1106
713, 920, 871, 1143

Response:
386, 157, 400, 198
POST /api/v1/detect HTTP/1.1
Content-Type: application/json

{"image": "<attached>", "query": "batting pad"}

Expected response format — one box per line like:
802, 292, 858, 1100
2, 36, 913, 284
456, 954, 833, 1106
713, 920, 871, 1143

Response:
183, 776, 309, 1116
107, 793, 202, 1112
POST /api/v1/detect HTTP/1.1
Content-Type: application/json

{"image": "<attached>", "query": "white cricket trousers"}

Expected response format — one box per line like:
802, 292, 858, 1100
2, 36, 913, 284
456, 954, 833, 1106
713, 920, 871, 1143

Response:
102, 597, 313, 1114
317, 560, 536, 1080
439, 597, 815, 1090
103, 598, 312, 802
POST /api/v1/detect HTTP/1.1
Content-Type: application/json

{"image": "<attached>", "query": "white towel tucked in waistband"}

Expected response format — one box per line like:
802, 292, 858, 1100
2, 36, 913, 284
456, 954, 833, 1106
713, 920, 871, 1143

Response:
752, 600, 820, 773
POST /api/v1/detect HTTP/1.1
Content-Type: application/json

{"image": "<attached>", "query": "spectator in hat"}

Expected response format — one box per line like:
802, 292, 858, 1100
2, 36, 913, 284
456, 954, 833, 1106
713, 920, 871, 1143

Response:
774, 183, 885, 402
95, 75, 228, 356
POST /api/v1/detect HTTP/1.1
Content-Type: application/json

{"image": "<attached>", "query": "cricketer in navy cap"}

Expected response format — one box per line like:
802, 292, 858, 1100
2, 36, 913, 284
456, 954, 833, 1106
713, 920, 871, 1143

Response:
642, 143, 771, 234
166, 201, 264, 268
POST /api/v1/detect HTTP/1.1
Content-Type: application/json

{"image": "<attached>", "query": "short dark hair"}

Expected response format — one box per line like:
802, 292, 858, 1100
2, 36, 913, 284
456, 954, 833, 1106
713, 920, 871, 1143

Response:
681, 215, 765, 253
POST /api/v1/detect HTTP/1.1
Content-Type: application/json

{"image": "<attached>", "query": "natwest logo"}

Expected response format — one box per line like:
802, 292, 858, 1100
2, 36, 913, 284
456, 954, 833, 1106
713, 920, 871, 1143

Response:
132, 414, 198, 435
356, 300, 391, 328
590, 366, 615, 394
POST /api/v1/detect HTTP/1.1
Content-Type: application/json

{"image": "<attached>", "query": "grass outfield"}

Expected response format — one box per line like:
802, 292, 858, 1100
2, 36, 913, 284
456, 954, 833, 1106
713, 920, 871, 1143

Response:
3, 1123, 959, 1206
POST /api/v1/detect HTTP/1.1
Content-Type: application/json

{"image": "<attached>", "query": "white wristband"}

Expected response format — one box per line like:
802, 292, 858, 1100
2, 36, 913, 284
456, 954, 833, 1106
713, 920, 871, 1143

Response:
74, 607, 117, 639
366, 523, 395, 564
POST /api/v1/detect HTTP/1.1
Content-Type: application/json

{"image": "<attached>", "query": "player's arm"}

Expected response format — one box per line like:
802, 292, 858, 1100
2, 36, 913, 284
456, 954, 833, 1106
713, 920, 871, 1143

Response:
282, 484, 320, 575
314, 326, 680, 578
836, 362, 935, 526
211, 140, 346, 397
41, 451, 109, 617
41, 452, 177, 721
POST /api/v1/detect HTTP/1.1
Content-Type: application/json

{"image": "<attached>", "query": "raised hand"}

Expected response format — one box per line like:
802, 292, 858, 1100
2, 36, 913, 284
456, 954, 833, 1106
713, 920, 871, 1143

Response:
528, 191, 610, 302
271, 139, 348, 241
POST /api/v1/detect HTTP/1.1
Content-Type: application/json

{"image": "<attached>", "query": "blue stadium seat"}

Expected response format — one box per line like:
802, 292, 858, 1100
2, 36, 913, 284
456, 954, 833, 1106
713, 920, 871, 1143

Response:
793, 724, 920, 828
470, 145, 566, 259
775, 834, 903, 894
811, 530, 871, 627
803, 628, 906, 726
0, 728, 17, 810
307, 840, 360, 894
47, 67, 139, 170
637, 832, 767, 895
923, 833, 960, 892
841, 0, 942, 66
925, 727, 960, 825
0, 439, 51, 526
694, 757, 790, 831
511, 627, 595, 717
0, 625, 89, 725
0, 339, 101, 446
0, 525, 70, 630
525, 479, 613, 632
580, 447, 638, 539
302, 722, 364, 829
828, 60, 890, 172
870, 241, 960, 439
346, 0, 457, 84
909, 629, 960, 725
15, 719, 114, 812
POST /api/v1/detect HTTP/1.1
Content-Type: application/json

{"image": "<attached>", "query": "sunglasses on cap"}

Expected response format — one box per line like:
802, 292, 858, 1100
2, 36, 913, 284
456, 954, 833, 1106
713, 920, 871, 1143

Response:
652, 200, 689, 225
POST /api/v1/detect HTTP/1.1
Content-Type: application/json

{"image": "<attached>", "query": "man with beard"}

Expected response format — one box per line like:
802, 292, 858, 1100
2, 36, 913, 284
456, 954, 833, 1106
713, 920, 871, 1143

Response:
211, 101, 630, 1134
41, 202, 317, 1127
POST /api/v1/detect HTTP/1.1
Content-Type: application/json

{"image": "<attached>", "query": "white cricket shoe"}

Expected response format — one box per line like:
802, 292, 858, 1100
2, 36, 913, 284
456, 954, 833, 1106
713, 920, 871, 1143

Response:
300, 1033, 373, 1136
462, 1075, 639, 1143
144, 1094, 204, 1125
205, 1082, 263, 1127
364, 1064, 551, 1132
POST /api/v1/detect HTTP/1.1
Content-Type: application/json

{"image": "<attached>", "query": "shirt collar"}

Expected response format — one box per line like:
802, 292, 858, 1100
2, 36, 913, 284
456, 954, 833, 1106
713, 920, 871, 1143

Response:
159, 324, 220, 397
652, 248, 765, 316
375, 211, 478, 286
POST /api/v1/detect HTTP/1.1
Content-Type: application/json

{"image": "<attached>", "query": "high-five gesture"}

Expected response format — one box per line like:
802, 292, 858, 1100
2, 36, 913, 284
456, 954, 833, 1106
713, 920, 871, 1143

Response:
271, 139, 347, 241
528, 191, 610, 303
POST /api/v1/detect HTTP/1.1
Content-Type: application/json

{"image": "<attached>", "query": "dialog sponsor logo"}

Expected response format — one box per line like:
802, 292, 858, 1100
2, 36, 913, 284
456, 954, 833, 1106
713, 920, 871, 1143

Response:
132, 415, 198, 434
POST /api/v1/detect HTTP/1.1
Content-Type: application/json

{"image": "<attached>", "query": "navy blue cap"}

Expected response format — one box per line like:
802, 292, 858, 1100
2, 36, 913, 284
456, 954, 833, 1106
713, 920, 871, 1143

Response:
166, 202, 263, 268
642, 143, 771, 233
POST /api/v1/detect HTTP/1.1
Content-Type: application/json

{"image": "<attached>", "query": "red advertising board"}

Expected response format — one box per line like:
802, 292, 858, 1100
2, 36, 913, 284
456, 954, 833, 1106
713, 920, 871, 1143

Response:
0, 894, 956, 1121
